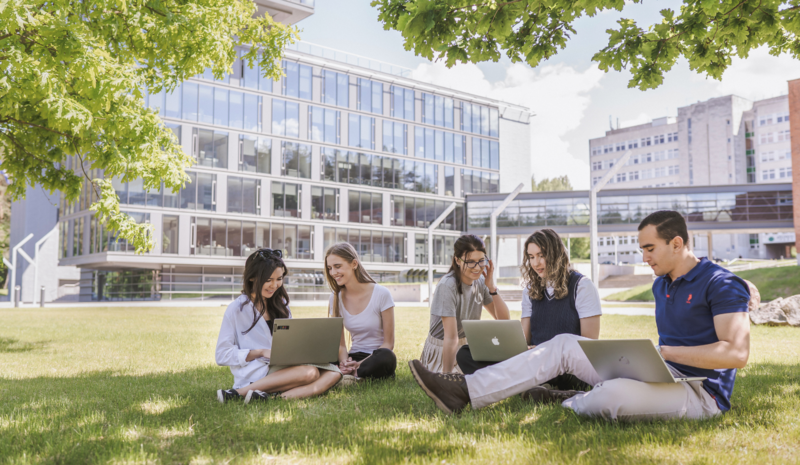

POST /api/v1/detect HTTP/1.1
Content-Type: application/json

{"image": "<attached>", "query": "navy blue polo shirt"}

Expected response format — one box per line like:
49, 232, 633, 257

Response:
653, 257, 750, 412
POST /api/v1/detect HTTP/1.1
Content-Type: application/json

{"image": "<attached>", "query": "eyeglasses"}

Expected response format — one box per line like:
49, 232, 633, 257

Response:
458, 257, 487, 269
255, 248, 282, 260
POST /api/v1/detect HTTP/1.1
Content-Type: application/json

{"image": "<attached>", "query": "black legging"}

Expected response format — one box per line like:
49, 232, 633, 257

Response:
456, 345, 591, 391
349, 348, 397, 380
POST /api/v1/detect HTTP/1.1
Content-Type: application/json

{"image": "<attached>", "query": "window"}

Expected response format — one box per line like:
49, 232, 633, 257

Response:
777, 129, 791, 142
105, 212, 150, 253
309, 106, 340, 143
241, 51, 273, 92
227, 176, 260, 215
667, 132, 678, 142
592, 161, 602, 171
239, 136, 271, 174
761, 151, 775, 162
321, 149, 438, 193
358, 78, 383, 114
348, 190, 382, 224
444, 166, 455, 197
776, 112, 790, 123
653, 134, 665, 145
629, 170, 640, 181
641, 136, 651, 146
391, 85, 415, 121
323, 227, 407, 263
668, 165, 679, 176
759, 115, 774, 126
180, 172, 216, 211
322, 70, 349, 108
280, 142, 311, 179
382, 121, 407, 154
422, 93, 454, 129
472, 137, 498, 169
192, 217, 254, 257
616, 172, 626, 183
615, 142, 625, 152
414, 128, 464, 162
272, 99, 300, 137
779, 167, 792, 178
348, 114, 375, 149
654, 166, 666, 177
192, 129, 228, 169
281, 61, 312, 100
759, 132, 775, 145
181, 82, 198, 121
391, 195, 464, 230
162, 215, 179, 254
627, 140, 638, 149
461, 102, 496, 136
592, 176, 601, 186
749, 233, 759, 249
311, 187, 339, 221
271, 182, 301, 218
461, 169, 499, 195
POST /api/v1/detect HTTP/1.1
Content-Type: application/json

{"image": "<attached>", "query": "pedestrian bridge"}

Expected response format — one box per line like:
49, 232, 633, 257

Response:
465, 183, 794, 237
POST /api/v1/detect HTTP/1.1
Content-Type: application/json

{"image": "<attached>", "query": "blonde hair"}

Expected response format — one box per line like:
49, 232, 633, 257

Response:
520, 229, 572, 301
324, 243, 376, 317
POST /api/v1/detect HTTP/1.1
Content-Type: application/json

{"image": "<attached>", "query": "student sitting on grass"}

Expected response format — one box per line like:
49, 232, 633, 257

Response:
456, 229, 601, 401
408, 211, 751, 421
215, 248, 342, 404
420, 234, 510, 373
325, 243, 397, 383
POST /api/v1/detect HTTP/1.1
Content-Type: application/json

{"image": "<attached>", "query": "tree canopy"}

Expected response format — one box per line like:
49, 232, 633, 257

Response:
371, 0, 800, 90
531, 174, 573, 192
0, 0, 296, 252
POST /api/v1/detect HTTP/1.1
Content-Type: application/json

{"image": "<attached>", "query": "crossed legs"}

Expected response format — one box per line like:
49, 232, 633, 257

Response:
236, 366, 342, 400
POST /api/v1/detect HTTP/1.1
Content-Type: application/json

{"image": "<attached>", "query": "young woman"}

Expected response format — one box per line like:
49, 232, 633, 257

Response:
215, 248, 342, 404
325, 243, 397, 381
421, 234, 510, 373
456, 229, 602, 391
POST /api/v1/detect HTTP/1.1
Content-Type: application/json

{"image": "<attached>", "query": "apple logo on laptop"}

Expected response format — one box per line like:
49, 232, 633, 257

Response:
618, 356, 630, 365
491, 337, 500, 346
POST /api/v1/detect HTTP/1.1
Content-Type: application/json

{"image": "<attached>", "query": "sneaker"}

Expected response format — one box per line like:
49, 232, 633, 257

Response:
520, 386, 583, 405
244, 390, 270, 404
216, 389, 242, 403
407, 360, 470, 414
336, 374, 358, 387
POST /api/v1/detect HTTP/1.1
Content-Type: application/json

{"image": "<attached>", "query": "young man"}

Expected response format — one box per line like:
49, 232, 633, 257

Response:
408, 210, 751, 421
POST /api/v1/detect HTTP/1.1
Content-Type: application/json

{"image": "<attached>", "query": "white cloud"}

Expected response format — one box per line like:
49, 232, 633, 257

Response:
410, 61, 605, 190
709, 47, 800, 100
619, 112, 651, 128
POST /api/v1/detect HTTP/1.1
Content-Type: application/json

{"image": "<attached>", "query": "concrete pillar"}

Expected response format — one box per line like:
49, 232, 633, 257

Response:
613, 235, 618, 265
707, 232, 714, 260
517, 235, 522, 266
787, 79, 800, 265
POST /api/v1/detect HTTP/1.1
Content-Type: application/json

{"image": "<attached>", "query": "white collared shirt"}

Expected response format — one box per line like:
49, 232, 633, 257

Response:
215, 294, 291, 389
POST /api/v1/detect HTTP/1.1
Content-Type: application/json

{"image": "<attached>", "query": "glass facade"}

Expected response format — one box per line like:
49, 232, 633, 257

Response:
57, 50, 507, 301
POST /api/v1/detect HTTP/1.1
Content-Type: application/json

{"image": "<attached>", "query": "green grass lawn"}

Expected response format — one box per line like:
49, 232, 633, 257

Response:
606, 265, 800, 302
1, 306, 799, 464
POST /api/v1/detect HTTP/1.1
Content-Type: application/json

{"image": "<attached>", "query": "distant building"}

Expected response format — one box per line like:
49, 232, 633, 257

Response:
589, 94, 795, 261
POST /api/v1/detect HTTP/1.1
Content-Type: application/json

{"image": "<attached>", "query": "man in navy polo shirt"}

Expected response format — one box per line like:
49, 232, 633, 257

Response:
405, 210, 750, 421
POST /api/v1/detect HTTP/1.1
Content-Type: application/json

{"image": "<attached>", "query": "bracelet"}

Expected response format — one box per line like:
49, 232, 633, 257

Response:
489, 289, 498, 296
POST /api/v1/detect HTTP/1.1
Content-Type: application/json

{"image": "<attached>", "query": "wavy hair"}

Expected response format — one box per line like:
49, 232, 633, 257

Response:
520, 229, 572, 301
240, 248, 290, 334
324, 243, 376, 317
447, 235, 487, 295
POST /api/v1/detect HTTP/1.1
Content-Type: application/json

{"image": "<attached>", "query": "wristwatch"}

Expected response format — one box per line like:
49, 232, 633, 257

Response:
489, 288, 498, 296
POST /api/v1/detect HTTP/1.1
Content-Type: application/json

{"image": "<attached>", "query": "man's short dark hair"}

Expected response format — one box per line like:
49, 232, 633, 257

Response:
638, 210, 689, 245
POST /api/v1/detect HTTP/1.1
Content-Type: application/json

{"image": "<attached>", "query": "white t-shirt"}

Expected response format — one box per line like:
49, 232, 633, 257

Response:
521, 277, 602, 319
329, 284, 395, 354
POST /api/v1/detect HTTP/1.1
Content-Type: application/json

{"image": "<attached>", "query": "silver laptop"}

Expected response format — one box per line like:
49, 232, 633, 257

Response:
578, 339, 706, 383
462, 320, 528, 362
269, 318, 343, 366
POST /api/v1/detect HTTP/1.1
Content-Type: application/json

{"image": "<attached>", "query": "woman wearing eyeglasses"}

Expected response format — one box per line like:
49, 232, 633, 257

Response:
215, 248, 342, 404
420, 234, 510, 373
324, 243, 397, 383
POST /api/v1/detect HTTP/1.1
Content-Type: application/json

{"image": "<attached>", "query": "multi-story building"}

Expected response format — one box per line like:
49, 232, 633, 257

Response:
589, 94, 795, 261
8, 0, 531, 303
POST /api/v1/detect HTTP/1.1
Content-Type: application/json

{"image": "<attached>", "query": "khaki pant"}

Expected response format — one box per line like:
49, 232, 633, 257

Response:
465, 334, 721, 421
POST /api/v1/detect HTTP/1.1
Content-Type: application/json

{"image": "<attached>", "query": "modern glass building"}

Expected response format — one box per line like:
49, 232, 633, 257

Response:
54, 40, 531, 301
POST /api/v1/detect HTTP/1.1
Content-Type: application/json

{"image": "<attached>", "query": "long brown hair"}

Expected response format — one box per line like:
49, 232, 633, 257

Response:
240, 248, 290, 334
520, 229, 572, 301
324, 243, 376, 317
447, 235, 487, 295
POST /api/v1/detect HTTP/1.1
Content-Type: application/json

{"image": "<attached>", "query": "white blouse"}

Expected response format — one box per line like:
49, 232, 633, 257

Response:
215, 294, 291, 389
329, 284, 394, 354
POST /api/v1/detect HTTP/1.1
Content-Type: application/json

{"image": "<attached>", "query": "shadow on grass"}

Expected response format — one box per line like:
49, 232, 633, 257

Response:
0, 361, 797, 463
0, 337, 47, 353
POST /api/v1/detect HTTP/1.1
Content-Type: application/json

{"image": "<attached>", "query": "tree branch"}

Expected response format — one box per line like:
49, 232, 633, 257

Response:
1, 117, 72, 138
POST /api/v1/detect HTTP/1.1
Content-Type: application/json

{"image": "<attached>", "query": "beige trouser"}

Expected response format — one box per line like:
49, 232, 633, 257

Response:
465, 334, 721, 421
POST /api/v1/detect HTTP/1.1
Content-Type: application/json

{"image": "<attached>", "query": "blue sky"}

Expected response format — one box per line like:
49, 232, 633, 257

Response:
299, 1, 800, 189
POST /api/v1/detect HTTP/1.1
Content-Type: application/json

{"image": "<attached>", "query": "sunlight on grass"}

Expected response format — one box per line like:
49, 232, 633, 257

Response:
0, 305, 798, 464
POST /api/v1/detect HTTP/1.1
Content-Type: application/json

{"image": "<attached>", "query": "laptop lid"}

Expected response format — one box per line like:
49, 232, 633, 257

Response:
270, 318, 343, 366
578, 339, 706, 383
462, 320, 528, 362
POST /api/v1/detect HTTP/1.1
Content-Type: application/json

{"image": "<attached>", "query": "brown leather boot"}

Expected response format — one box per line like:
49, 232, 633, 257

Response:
408, 360, 470, 414
520, 386, 583, 405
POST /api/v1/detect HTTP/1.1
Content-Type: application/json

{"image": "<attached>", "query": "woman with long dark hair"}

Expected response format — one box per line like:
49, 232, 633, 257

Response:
215, 248, 342, 404
420, 234, 510, 373
325, 243, 397, 383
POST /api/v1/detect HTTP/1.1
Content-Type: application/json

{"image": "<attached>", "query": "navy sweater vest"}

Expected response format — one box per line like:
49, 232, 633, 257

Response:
527, 270, 583, 346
